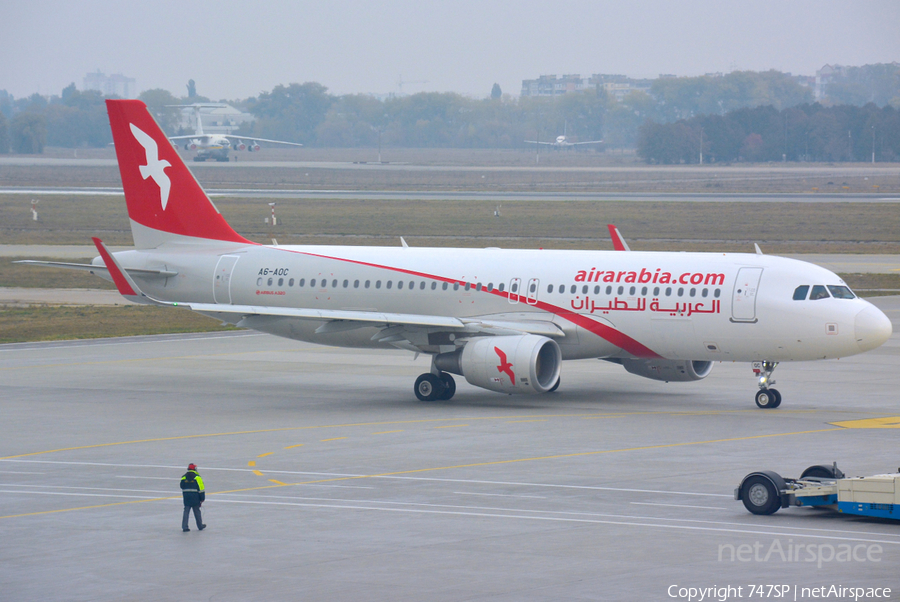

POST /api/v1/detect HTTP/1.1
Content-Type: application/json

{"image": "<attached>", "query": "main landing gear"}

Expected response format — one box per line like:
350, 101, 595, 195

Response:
752, 361, 781, 409
414, 372, 456, 402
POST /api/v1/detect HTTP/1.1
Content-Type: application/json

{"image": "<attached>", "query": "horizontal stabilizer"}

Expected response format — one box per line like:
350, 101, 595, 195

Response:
14, 260, 177, 278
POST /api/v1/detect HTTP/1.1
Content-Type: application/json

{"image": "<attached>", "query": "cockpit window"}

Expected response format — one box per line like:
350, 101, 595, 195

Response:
809, 285, 830, 300
827, 285, 856, 299
792, 285, 809, 301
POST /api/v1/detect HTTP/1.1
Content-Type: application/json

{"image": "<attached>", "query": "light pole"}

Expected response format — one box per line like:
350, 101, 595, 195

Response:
699, 127, 703, 165
872, 125, 876, 164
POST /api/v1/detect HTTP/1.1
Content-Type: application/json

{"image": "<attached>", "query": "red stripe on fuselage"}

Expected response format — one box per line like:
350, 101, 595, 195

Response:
284, 248, 662, 359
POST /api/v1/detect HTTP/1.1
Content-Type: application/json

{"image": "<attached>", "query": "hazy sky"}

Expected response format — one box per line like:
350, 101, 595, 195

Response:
4, 0, 899, 100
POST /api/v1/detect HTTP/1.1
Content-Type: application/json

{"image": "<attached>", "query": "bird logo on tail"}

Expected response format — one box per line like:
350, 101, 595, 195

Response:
494, 347, 515, 385
129, 123, 172, 210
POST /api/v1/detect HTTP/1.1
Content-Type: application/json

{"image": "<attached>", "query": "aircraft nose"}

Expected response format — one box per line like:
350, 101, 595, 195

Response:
855, 305, 893, 352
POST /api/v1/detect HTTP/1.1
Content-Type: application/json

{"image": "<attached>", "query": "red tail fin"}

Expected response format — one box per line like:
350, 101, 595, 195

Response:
106, 99, 252, 248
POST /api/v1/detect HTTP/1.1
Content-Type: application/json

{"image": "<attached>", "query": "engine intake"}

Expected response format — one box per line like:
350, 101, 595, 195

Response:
616, 359, 714, 382
435, 335, 561, 394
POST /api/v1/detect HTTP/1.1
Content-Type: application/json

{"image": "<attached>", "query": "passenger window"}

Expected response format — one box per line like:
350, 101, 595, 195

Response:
701, 288, 708, 298
617, 286, 624, 295
332, 279, 337, 288
354, 280, 359, 288
299, 278, 305, 287
653, 286, 660, 296
365, 280, 370, 288
398, 281, 404, 290
594, 285, 600, 294
582, 285, 588, 294
487, 283, 493, 292
442, 282, 448, 290
641, 286, 647, 296
809, 285, 830, 300
431, 282, 437, 290
827, 285, 855, 299
548, 284, 554, 293
267, 277, 273, 286
256, 277, 263, 286
689, 288, 696, 297
792, 285, 809, 301
288, 278, 294, 287
278, 278, 284, 287
530, 283, 536, 293
387, 281, 393, 289
343, 280, 348, 288
454, 283, 460, 291
629, 286, 635, 295
476, 283, 482, 292
665, 287, 672, 296
677, 287, 684, 297
606, 285, 613, 295
714, 288, 721, 298
310, 279, 316, 287
498, 283, 505, 292
510, 283, 516, 293
420, 282, 426, 290
375, 280, 381, 289
465, 283, 471, 291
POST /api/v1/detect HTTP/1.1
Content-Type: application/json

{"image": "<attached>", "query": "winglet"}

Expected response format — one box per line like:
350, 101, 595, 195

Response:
92, 237, 160, 305
754, 243, 763, 255
607, 224, 631, 251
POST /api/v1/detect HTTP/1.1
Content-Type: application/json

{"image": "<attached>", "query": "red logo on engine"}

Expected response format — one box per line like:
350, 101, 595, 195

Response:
494, 347, 515, 385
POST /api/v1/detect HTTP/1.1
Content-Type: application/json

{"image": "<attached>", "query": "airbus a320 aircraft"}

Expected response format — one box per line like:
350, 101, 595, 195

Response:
23, 100, 892, 408
167, 104, 303, 162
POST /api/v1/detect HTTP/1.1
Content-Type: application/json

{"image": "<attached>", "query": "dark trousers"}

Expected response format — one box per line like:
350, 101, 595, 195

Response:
182, 504, 203, 530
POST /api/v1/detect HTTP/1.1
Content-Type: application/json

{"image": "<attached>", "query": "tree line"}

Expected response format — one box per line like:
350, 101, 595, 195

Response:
637, 103, 900, 164
1, 65, 898, 158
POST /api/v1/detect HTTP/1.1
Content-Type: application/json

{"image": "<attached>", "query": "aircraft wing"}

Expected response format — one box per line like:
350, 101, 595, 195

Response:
225, 136, 303, 147
14, 260, 178, 278
570, 140, 603, 145
186, 302, 564, 338
167, 135, 210, 142
524, 140, 554, 145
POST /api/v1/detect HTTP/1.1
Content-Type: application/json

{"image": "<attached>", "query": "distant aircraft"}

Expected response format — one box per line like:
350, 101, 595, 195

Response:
526, 122, 603, 149
20, 100, 893, 408
167, 103, 303, 162
525, 134, 604, 149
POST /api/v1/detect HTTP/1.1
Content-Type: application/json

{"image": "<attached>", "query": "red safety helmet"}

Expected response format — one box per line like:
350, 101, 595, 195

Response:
188, 463, 197, 470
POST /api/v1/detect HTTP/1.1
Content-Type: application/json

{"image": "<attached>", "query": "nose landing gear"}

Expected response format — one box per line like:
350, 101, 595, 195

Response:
752, 361, 781, 409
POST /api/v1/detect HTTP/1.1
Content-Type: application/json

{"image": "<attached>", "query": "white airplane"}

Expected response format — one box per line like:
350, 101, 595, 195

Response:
524, 134, 603, 149
22, 100, 893, 408
526, 122, 603, 149
167, 103, 303, 162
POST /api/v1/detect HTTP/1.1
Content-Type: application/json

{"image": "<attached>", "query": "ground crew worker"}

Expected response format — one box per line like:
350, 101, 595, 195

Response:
180, 463, 206, 532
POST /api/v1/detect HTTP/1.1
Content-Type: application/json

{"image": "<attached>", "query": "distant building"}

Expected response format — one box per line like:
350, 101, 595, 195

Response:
521, 73, 651, 101
83, 70, 136, 98
815, 64, 851, 101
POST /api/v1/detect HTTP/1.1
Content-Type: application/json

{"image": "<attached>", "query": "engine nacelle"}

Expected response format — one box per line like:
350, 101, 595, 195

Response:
249, 143, 260, 152
435, 335, 561, 394
235, 142, 246, 151
617, 359, 714, 382
187, 143, 197, 150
